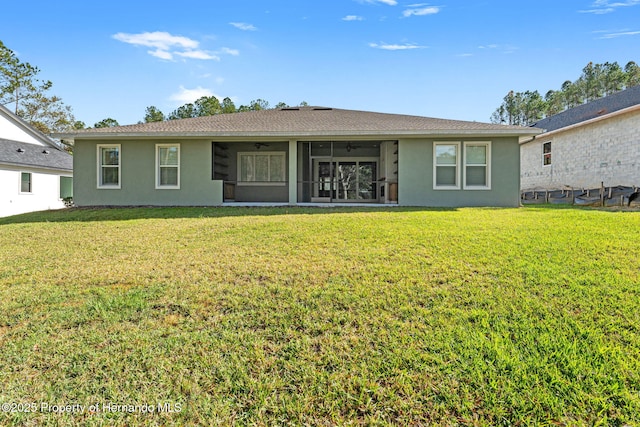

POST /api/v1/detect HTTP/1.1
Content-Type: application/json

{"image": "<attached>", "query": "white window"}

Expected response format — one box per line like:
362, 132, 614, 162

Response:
20, 172, 32, 194
237, 152, 286, 185
433, 142, 460, 189
542, 141, 551, 166
156, 144, 180, 189
97, 144, 121, 189
463, 141, 491, 189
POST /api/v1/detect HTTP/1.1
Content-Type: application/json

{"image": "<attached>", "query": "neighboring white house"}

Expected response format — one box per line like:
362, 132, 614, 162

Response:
0, 104, 73, 217
520, 85, 640, 190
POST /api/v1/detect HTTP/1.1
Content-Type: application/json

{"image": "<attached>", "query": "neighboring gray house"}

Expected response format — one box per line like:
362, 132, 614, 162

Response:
0, 104, 73, 217
56, 106, 539, 207
521, 85, 640, 190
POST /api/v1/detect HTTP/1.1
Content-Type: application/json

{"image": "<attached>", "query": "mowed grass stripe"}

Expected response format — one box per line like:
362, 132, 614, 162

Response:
0, 207, 639, 425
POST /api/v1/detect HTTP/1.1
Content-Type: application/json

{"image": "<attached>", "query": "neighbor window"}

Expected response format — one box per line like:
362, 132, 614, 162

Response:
20, 172, 32, 193
238, 152, 286, 185
60, 176, 73, 199
434, 142, 460, 189
97, 144, 121, 188
543, 142, 551, 166
463, 141, 491, 189
156, 144, 180, 189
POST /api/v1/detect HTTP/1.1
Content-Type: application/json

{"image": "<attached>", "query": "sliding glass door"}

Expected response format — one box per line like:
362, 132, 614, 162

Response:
312, 159, 377, 202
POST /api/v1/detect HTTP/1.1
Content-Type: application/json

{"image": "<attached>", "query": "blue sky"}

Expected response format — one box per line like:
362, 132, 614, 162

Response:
2, 0, 639, 126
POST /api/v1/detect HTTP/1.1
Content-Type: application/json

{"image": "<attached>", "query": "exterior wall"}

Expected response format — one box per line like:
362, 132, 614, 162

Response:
74, 136, 524, 208
73, 139, 222, 206
0, 113, 44, 145
398, 137, 521, 207
521, 110, 640, 190
0, 167, 69, 217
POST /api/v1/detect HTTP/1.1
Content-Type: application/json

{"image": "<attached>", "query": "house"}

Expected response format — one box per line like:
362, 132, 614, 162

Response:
56, 106, 540, 208
0, 104, 73, 217
521, 85, 640, 190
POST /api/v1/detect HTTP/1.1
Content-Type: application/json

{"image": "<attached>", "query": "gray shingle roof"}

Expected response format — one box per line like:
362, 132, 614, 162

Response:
0, 139, 73, 172
56, 106, 540, 139
531, 85, 640, 132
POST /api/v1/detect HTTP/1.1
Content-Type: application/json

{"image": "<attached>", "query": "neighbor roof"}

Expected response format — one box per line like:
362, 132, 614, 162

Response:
0, 138, 73, 172
55, 106, 541, 141
531, 85, 640, 133
0, 103, 62, 148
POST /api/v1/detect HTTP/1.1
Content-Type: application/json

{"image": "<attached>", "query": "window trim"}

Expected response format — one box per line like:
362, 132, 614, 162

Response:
463, 141, 491, 190
433, 142, 461, 190
237, 151, 286, 186
19, 171, 33, 194
542, 141, 551, 167
97, 144, 121, 189
155, 143, 181, 189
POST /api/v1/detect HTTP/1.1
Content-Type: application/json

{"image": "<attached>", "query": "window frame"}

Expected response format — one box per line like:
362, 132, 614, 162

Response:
542, 141, 552, 167
97, 144, 121, 189
155, 143, 181, 189
237, 151, 286, 186
433, 142, 461, 190
463, 141, 491, 190
19, 171, 33, 194
59, 175, 73, 199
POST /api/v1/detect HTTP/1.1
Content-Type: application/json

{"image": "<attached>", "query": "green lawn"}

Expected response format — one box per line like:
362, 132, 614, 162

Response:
0, 206, 639, 426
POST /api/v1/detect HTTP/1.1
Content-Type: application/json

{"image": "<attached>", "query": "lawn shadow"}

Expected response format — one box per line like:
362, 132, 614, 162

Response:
0, 205, 461, 225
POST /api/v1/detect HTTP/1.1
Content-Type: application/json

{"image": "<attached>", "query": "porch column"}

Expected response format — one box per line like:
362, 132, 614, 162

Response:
288, 140, 298, 205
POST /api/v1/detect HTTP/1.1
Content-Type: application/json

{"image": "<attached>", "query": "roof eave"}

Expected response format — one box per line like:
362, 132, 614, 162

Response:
55, 128, 542, 142
0, 160, 73, 172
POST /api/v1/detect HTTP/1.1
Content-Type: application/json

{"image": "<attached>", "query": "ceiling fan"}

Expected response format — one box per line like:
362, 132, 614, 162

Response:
346, 142, 361, 152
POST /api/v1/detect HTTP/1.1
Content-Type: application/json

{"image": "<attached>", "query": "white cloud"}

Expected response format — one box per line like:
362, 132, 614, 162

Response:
343, 15, 365, 21
219, 47, 240, 56
175, 50, 220, 60
113, 31, 225, 61
148, 48, 174, 60
598, 29, 640, 38
230, 22, 258, 31
359, 0, 398, 5
113, 31, 198, 50
369, 42, 426, 50
579, 0, 640, 13
402, 6, 440, 17
169, 86, 216, 105
476, 44, 517, 54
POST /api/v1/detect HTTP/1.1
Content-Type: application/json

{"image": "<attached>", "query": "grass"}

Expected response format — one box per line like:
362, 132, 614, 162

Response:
0, 206, 639, 426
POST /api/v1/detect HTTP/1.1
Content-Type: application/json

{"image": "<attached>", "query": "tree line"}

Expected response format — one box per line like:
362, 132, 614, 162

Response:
491, 61, 640, 126
93, 98, 307, 128
91, 97, 310, 128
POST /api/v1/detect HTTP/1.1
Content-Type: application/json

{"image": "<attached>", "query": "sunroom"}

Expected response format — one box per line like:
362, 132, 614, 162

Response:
213, 140, 399, 204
